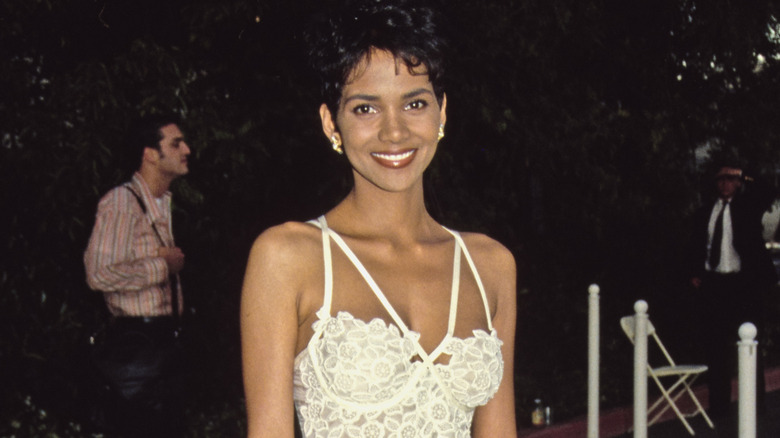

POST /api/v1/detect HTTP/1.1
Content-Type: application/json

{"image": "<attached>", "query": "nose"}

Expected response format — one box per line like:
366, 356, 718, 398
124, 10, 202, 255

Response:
377, 109, 410, 144
181, 142, 191, 155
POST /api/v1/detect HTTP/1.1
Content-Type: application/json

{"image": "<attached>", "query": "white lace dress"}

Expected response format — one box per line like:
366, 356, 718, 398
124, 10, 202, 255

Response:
293, 217, 504, 438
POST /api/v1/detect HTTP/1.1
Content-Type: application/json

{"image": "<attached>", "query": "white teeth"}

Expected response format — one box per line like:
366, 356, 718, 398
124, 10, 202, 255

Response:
371, 150, 415, 161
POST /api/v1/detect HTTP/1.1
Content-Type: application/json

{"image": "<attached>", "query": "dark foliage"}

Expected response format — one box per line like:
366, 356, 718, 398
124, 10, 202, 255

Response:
2, 0, 779, 434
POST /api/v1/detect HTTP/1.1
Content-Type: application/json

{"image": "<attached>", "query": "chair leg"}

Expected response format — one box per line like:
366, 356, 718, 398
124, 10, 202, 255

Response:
682, 381, 714, 429
648, 393, 675, 426
650, 374, 697, 435
648, 376, 689, 425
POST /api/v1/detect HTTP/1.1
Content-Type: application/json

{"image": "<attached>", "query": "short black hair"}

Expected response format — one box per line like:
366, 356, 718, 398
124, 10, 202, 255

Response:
127, 114, 180, 167
305, 0, 448, 115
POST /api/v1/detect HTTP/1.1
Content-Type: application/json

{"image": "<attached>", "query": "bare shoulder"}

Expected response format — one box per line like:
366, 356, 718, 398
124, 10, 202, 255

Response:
243, 221, 323, 300
458, 231, 517, 304
459, 232, 516, 276
241, 221, 323, 436
249, 221, 322, 261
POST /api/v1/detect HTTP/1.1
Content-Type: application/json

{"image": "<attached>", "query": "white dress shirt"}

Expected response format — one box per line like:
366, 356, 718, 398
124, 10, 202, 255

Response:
706, 198, 741, 273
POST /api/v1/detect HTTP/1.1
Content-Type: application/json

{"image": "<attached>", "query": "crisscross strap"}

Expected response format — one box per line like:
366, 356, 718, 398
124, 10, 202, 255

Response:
306, 216, 494, 410
306, 217, 432, 412
308, 216, 493, 339
311, 217, 485, 405
321, 220, 458, 347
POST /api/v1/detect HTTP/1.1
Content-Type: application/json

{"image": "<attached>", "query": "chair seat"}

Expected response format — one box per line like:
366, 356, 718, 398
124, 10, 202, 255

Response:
651, 364, 708, 377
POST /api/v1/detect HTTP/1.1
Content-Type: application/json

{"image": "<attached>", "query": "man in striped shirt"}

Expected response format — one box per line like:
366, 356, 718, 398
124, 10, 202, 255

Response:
85, 114, 190, 437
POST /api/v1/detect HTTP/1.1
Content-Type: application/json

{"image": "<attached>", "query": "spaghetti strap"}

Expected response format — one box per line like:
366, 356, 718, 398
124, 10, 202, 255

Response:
445, 229, 494, 332
323, 227, 463, 361
325, 230, 415, 336
322, 226, 469, 410
308, 216, 334, 318
446, 239, 461, 337
309, 218, 493, 332
294, 219, 505, 436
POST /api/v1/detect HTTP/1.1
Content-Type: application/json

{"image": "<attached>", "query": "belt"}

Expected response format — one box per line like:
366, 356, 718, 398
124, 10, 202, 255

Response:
110, 315, 181, 338
112, 315, 175, 324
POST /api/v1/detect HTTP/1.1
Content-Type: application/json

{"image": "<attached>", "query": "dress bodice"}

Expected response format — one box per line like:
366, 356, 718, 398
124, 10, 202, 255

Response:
293, 216, 504, 437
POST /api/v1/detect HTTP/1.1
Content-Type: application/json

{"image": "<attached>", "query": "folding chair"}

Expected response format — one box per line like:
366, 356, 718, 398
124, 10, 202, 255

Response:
620, 315, 715, 435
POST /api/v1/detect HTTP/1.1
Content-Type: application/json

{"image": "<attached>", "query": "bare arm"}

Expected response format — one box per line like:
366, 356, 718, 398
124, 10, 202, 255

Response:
241, 225, 309, 438
472, 239, 518, 438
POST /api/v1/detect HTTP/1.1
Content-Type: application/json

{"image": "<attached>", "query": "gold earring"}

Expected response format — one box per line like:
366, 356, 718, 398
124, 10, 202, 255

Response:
330, 135, 343, 155
437, 124, 445, 141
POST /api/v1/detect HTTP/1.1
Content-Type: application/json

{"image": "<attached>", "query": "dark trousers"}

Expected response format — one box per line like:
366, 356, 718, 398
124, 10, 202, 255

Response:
93, 316, 184, 437
700, 272, 766, 418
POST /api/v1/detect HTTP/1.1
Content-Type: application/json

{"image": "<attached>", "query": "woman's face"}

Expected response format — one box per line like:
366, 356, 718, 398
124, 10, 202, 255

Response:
320, 49, 446, 193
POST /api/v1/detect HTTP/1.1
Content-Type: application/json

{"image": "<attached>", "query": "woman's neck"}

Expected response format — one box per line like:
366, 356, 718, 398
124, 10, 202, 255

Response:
327, 181, 440, 243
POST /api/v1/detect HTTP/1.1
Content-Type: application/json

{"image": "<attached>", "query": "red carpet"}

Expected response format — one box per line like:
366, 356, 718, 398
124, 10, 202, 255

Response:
518, 366, 780, 438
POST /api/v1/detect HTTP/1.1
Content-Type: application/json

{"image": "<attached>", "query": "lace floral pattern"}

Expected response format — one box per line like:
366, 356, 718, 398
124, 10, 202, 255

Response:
293, 311, 503, 438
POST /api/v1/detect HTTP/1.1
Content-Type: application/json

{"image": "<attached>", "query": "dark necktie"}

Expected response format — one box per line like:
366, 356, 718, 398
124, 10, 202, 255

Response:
709, 200, 728, 270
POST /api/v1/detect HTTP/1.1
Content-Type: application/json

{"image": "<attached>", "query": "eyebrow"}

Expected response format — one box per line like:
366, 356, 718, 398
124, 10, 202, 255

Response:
342, 88, 434, 105
343, 94, 379, 104
402, 88, 434, 99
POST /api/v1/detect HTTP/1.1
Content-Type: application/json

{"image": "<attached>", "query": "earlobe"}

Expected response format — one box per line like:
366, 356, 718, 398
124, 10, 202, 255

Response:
319, 104, 338, 140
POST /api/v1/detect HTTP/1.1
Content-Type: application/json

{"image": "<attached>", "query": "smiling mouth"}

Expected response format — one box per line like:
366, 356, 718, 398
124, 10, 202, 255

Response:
370, 149, 416, 168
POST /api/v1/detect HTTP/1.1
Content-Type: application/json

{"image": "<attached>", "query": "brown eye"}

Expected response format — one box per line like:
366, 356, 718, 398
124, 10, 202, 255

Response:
406, 99, 428, 110
352, 104, 375, 115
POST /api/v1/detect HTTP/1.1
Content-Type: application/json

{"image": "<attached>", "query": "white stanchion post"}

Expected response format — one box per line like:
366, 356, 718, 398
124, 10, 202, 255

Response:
633, 300, 649, 438
738, 322, 757, 438
587, 284, 600, 438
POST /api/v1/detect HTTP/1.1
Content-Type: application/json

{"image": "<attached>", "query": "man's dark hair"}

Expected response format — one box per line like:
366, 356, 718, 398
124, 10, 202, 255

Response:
305, 0, 449, 115
127, 114, 181, 167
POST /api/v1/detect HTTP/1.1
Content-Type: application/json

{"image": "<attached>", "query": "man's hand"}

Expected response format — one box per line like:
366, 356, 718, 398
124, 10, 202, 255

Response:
158, 247, 185, 274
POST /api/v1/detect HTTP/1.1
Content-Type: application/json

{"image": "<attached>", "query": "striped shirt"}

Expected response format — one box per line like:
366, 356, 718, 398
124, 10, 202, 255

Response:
84, 173, 183, 316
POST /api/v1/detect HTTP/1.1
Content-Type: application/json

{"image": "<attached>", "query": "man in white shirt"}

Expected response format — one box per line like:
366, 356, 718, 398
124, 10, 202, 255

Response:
688, 164, 777, 419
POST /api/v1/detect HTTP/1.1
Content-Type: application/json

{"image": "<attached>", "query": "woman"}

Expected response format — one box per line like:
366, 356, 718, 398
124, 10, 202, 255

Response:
240, 1, 517, 436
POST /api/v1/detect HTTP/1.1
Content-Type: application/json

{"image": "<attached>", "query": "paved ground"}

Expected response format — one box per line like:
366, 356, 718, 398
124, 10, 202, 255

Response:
518, 367, 780, 438
614, 389, 780, 438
